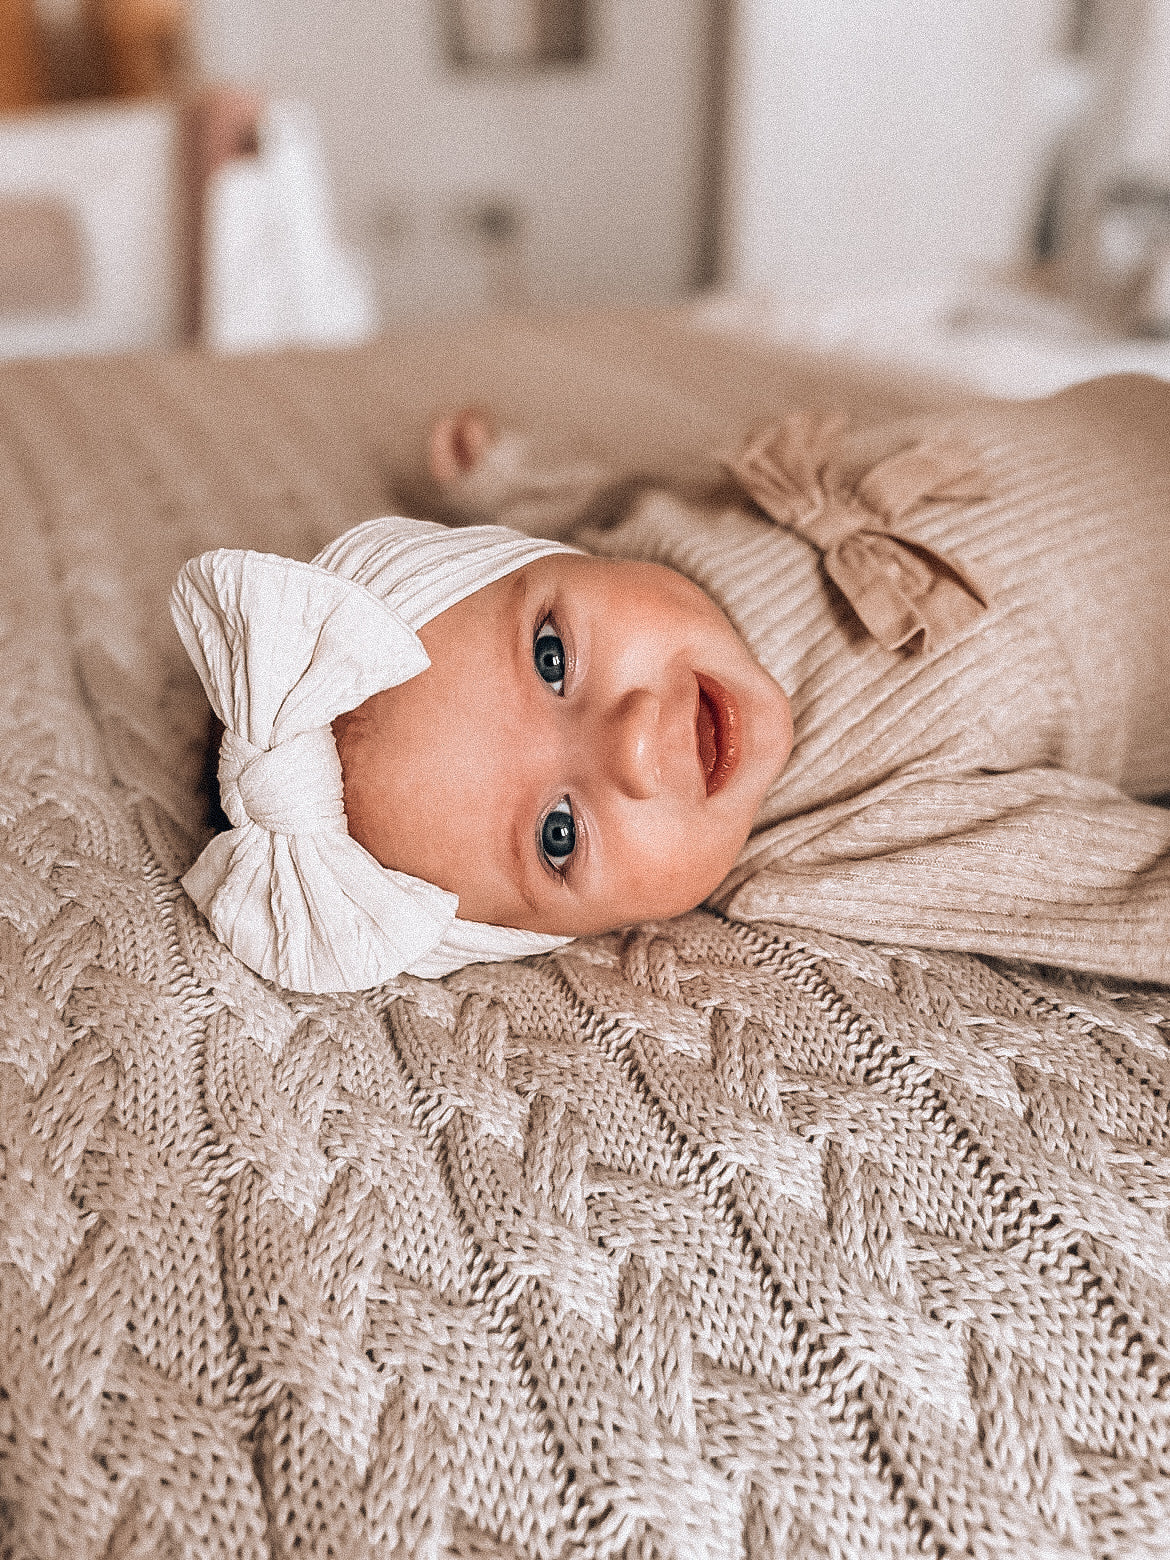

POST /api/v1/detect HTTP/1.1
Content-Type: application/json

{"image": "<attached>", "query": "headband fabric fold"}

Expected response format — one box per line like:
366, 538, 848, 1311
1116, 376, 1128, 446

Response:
172, 531, 573, 993
173, 549, 462, 991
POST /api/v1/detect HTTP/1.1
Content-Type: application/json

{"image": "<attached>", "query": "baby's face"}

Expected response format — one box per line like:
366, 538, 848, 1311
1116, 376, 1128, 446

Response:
333, 553, 793, 936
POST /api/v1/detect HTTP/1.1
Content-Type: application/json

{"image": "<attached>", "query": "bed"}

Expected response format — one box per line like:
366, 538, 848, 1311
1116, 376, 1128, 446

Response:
2, 309, 1169, 1560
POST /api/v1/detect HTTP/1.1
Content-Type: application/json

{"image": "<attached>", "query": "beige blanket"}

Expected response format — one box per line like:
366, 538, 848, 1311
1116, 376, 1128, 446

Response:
2, 314, 1170, 1559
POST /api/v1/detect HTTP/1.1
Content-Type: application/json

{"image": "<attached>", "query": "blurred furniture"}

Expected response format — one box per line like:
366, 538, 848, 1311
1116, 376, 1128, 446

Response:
1053, 0, 1170, 336
0, 195, 85, 317
0, 91, 374, 360
443, 0, 590, 69
0, 0, 46, 109
0, 100, 182, 359
194, 2, 712, 326
3, 0, 186, 105
88, 0, 188, 97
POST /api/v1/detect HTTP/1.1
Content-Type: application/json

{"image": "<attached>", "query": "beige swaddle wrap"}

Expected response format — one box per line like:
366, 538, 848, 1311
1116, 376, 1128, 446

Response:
452, 373, 1170, 983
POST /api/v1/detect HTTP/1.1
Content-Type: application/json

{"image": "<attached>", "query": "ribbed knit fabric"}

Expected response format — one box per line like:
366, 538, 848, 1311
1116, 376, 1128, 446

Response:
475, 373, 1170, 983
3, 321, 1170, 1559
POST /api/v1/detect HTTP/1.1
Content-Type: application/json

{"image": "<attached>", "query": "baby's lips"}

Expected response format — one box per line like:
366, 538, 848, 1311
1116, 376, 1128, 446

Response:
695, 673, 740, 796
696, 682, 718, 782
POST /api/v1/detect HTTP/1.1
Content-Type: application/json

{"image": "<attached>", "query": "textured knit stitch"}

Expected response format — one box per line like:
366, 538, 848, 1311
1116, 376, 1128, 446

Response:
2, 321, 1170, 1559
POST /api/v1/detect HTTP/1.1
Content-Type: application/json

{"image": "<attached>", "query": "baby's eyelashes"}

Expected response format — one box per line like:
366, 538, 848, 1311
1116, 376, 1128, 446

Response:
534, 622, 566, 694
530, 617, 577, 873
533, 623, 575, 872
540, 798, 576, 871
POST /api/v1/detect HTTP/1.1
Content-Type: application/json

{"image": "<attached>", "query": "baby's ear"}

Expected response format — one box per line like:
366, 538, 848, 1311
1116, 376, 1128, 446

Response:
428, 407, 497, 489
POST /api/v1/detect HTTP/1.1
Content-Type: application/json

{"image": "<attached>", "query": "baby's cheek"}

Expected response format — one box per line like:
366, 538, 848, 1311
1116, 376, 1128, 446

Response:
607, 809, 743, 927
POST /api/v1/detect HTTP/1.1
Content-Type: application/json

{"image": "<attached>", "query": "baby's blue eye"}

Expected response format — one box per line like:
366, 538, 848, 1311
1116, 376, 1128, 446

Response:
534, 624, 566, 693
541, 799, 575, 867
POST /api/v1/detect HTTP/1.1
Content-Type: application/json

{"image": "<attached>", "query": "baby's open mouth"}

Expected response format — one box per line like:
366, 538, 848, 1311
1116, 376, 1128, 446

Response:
695, 675, 740, 796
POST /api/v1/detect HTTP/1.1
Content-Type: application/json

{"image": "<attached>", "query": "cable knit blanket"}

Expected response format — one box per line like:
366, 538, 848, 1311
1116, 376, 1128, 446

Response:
3, 316, 1170, 1560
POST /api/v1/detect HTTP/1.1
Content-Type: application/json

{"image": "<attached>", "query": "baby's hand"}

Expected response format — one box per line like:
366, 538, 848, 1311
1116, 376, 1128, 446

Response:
428, 406, 497, 490
427, 405, 610, 540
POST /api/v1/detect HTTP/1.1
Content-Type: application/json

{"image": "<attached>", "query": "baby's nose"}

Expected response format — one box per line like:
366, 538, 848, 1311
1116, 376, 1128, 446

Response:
605, 688, 662, 800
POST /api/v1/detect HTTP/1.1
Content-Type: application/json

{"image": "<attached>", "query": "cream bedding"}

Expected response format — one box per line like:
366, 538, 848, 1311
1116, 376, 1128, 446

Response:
2, 314, 1169, 1559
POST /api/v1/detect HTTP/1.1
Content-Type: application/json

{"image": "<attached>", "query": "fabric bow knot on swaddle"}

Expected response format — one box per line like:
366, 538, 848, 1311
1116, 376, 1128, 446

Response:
725, 412, 990, 653
172, 518, 577, 994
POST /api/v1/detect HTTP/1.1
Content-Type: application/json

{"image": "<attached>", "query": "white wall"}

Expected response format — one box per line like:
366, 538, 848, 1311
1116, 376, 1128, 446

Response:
723, 0, 1072, 310
193, 0, 712, 322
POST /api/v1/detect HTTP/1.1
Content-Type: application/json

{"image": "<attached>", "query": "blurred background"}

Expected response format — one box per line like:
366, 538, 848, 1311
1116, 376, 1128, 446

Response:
4, 0, 1170, 392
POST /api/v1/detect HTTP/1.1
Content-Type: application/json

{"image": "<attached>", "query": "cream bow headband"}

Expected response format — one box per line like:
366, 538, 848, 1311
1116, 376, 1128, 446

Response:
172, 518, 577, 993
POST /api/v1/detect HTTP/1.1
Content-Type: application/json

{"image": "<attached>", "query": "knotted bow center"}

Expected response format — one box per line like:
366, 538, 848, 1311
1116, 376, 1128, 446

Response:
794, 496, 876, 554
219, 725, 347, 836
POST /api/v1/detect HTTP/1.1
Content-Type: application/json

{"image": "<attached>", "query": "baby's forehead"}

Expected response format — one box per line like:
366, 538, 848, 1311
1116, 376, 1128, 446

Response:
515, 548, 701, 599
413, 550, 735, 689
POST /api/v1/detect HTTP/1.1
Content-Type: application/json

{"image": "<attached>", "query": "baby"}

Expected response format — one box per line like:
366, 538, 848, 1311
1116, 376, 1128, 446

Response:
174, 490, 792, 992
329, 539, 793, 937
176, 371, 1170, 993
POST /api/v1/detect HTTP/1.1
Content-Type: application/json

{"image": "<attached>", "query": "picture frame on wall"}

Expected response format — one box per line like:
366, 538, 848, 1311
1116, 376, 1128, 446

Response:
442, 0, 589, 70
